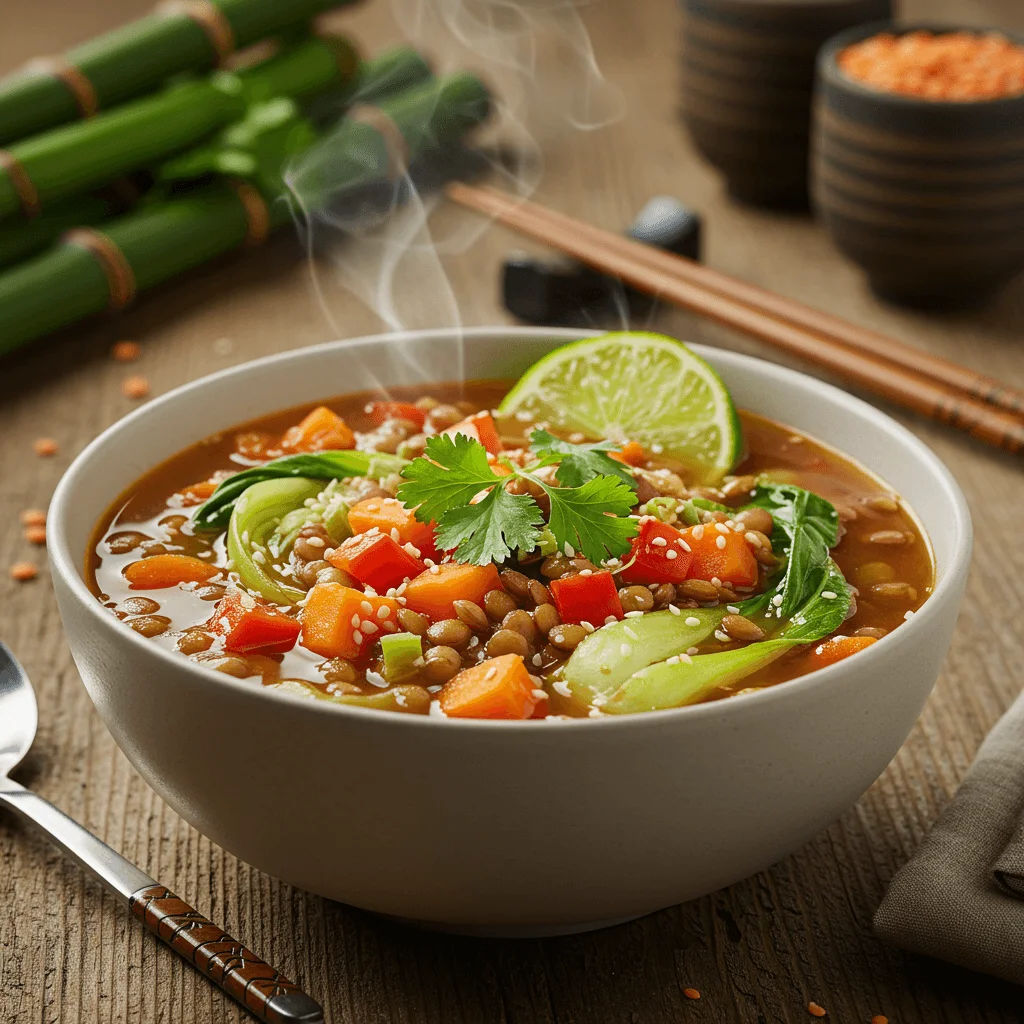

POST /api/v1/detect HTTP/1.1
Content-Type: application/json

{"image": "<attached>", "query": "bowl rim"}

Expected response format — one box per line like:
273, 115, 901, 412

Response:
818, 19, 1024, 109
48, 325, 973, 732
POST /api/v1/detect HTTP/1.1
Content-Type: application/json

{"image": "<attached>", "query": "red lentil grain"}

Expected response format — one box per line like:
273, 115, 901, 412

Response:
683, 988, 701, 1000
33, 438, 58, 457
808, 1002, 827, 1018
872, 1017, 889, 1024
20, 509, 46, 527
10, 562, 37, 582
24, 525, 47, 545
122, 375, 151, 400
111, 340, 141, 362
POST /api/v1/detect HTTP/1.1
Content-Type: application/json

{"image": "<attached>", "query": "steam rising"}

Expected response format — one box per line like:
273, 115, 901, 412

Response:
283, 0, 625, 368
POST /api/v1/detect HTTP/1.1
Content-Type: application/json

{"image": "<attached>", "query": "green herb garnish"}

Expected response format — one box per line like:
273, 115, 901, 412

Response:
396, 430, 638, 566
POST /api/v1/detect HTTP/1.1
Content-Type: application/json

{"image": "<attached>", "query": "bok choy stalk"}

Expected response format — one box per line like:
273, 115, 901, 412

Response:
194, 450, 408, 531
268, 678, 431, 714
600, 560, 850, 715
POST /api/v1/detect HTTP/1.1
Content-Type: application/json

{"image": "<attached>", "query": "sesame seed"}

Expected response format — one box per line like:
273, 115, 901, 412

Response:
485, 666, 498, 680
714, 630, 731, 643
624, 626, 638, 641
430, 565, 441, 575
772, 594, 783, 607
821, 591, 837, 600
563, 542, 576, 557
305, 536, 325, 548
716, 535, 727, 549
692, 524, 704, 540
904, 610, 915, 620
715, 523, 730, 535
687, 647, 699, 656
727, 605, 740, 614
651, 536, 668, 547
377, 606, 391, 619
532, 688, 548, 700
685, 616, 701, 627
352, 630, 364, 644
668, 604, 681, 615
711, 577, 722, 587
620, 643, 633, 657
350, 613, 361, 627
588, 708, 604, 718
666, 549, 678, 560
678, 539, 691, 551
579, 568, 593, 577
361, 620, 379, 634
532, 653, 543, 666
624, 610, 644, 618
390, 528, 401, 542
553, 680, 572, 697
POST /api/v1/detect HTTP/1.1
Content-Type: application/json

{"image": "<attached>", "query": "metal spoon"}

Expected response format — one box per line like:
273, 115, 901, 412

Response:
0, 642, 323, 1024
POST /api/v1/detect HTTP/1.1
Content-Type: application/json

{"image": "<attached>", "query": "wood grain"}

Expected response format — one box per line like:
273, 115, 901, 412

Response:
2, 1, 1024, 1022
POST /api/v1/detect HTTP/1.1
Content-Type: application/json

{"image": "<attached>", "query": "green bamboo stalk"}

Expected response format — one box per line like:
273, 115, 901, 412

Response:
0, 72, 491, 357
0, 36, 359, 223
0, 0, 361, 146
0, 193, 121, 268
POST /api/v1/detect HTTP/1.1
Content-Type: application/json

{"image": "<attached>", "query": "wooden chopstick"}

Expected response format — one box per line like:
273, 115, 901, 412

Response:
447, 181, 1024, 456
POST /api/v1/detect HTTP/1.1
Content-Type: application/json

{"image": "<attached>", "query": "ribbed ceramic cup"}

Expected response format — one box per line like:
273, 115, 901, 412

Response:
680, 0, 891, 208
812, 22, 1024, 306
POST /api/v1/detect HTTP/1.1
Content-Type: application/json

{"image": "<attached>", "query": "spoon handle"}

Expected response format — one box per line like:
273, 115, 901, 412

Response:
0, 778, 323, 1023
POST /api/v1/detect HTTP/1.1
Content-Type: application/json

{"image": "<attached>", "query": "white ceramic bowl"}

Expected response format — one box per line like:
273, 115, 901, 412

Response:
49, 327, 971, 936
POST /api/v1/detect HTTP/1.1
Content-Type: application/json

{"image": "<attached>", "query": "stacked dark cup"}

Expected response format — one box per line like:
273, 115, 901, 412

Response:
680, 0, 891, 209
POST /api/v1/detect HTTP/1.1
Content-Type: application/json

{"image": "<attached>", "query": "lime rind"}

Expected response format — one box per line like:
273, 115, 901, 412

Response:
498, 332, 742, 484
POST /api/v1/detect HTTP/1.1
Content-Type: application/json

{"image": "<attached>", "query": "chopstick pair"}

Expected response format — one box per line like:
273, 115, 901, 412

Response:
446, 182, 1024, 457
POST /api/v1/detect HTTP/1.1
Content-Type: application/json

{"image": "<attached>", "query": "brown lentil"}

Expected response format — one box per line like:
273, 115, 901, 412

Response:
24, 525, 46, 545
540, 554, 573, 579
194, 584, 227, 601
721, 474, 757, 501
128, 615, 171, 637
453, 599, 490, 631
502, 609, 537, 643
396, 608, 430, 636
721, 614, 765, 642
652, 583, 676, 609
499, 568, 531, 599
423, 645, 462, 683
569, 557, 598, 574
321, 658, 358, 685
834, 503, 858, 523
854, 561, 895, 587
214, 656, 253, 678
139, 540, 169, 557
176, 630, 213, 655
619, 585, 654, 612
294, 535, 329, 562
426, 618, 471, 648
532, 602, 560, 635
485, 629, 531, 659
867, 530, 912, 545
33, 438, 58, 457
294, 559, 331, 589
20, 509, 46, 527
414, 396, 439, 411
484, 589, 517, 622
854, 626, 889, 639
528, 579, 552, 606
106, 531, 148, 554
315, 566, 351, 587
549, 624, 588, 650
540, 643, 567, 664
426, 403, 462, 429
734, 507, 773, 536
118, 596, 160, 615
716, 586, 739, 603
676, 579, 719, 602
9, 562, 38, 582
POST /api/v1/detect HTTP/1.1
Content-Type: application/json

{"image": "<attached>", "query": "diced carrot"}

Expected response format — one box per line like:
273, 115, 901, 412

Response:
300, 583, 400, 660
175, 480, 218, 506
367, 400, 426, 429
403, 562, 502, 621
439, 654, 539, 719
609, 440, 645, 467
281, 405, 355, 452
329, 531, 426, 592
808, 635, 878, 670
209, 588, 300, 654
681, 524, 758, 587
347, 497, 436, 555
444, 411, 502, 456
123, 554, 220, 590
619, 519, 693, 585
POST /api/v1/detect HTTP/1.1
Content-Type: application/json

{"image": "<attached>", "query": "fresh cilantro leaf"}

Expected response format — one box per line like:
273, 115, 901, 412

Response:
396, 433, 503, 523
528, 428, 636, 488
434, 485, 544, 566
536, 474, 638, 564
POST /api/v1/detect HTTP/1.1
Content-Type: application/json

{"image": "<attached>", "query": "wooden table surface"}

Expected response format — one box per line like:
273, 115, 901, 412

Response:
3, 1, 1024, 1021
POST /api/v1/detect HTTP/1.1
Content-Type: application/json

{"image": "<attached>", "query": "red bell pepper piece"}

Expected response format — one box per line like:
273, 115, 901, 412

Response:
619, 518, 694, 585
366, 401, 426, 429
329, 531, 426, 592
549, 570, 623, 626
444, 411, 502, 456
209, 588, 301, 655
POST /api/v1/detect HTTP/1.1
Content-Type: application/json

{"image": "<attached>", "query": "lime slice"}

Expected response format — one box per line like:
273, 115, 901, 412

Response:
498, 332, 742, 484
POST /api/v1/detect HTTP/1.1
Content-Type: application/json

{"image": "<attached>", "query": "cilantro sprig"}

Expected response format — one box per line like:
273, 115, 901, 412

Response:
396, 430, 639, 566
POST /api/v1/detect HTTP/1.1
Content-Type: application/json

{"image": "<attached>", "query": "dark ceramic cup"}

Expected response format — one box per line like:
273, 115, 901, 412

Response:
680, 0, 891, 208
812, 22, 1024, 306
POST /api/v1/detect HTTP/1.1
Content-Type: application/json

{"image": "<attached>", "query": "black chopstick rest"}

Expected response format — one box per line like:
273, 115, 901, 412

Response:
502, 196, 702, 324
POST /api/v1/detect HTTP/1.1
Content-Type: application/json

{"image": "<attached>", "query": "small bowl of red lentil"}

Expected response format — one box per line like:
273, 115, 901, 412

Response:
811, 22, 1024, 306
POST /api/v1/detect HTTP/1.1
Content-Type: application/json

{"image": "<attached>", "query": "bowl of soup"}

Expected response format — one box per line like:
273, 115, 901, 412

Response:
47, 327, 971, 934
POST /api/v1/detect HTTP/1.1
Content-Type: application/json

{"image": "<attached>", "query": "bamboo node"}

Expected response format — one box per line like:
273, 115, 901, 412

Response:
155, 0, 236, 64
232, 182, 271, 246
62, 228, 137, 311
24, 57, 99, 118
0, 151, 40, 219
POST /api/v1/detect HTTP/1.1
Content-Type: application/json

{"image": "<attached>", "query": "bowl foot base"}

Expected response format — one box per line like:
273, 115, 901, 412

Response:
380, 911, 650, 938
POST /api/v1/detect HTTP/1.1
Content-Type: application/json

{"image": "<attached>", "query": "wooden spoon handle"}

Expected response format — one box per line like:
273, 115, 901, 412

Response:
129, 884, 324, 1024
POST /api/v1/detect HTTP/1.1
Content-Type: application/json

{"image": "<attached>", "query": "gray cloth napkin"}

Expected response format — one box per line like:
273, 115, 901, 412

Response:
874, 689, 1024, 985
